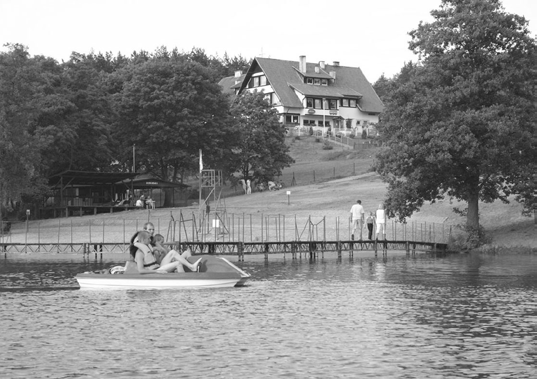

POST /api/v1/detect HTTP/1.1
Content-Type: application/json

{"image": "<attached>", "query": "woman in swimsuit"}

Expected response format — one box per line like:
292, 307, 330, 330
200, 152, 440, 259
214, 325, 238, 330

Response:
129, 231, 201, 273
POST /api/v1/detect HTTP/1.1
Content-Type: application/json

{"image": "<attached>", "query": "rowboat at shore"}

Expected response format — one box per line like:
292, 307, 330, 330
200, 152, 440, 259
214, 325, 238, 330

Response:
76, 255, 250, 289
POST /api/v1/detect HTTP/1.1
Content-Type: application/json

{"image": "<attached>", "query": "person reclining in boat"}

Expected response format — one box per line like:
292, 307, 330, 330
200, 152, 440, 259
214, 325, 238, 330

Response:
152, 234, 195, 273
129, 231, 201, 273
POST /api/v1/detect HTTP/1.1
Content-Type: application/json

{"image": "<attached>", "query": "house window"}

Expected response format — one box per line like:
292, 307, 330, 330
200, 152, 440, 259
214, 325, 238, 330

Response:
341, 99, 349, 107
248, 75, 267, 88
318, 121, 331, 127
306, 97, 327, 109
314, 78, 320, 85
321, 79, 328, 86
329, 100, 337, 109
306, 78, 313, 84
285, 115, 299, 124
303, 120, 315, 126
349, 99, 357, 107
264, 93, 272, 104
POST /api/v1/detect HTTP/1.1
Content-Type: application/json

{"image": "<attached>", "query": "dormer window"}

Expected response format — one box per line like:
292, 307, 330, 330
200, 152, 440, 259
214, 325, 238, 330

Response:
321, 79, 328, 86
306, 78, 313, 84
314, 79, 320, 85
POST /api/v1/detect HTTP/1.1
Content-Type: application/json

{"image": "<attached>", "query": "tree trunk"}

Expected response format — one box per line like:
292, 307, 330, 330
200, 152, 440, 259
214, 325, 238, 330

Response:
466, 189, 480, 230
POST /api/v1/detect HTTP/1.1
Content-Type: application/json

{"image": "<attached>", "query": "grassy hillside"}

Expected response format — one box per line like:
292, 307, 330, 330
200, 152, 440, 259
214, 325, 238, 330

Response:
5, 137, 534, 249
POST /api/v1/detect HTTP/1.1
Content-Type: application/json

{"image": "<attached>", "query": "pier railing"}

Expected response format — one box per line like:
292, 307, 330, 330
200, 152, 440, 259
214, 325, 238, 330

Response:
1, 212, 452, 254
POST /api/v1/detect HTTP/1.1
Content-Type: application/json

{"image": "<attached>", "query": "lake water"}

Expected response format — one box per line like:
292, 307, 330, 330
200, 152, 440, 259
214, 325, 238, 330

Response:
1, 251, 536, 378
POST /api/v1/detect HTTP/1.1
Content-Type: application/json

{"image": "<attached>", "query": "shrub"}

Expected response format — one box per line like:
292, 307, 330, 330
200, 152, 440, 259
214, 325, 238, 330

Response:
322, 141, 333, 150
349, 133, 356, 139
361, 130, 367, 139
308, 127, 313, 136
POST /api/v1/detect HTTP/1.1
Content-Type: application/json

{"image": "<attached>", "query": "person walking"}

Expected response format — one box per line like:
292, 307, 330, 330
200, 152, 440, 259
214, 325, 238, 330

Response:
375, 203, 387, 240
349, 199, 365, 240
365, 211, 375, 240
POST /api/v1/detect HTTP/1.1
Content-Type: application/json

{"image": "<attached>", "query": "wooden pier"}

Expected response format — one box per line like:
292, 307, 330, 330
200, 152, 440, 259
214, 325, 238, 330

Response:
1, 239, 448, 260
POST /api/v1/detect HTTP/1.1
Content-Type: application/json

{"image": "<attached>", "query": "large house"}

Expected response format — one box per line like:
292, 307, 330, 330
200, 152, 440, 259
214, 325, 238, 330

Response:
219, 55, 383, 136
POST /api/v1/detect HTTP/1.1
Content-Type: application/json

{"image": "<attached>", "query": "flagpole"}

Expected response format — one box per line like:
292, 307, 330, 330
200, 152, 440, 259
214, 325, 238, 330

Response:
199, 149, 202, 218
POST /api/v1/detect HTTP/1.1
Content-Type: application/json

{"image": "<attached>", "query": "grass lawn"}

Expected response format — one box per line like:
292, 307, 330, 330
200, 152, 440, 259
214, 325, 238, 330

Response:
3, 136, 534, 249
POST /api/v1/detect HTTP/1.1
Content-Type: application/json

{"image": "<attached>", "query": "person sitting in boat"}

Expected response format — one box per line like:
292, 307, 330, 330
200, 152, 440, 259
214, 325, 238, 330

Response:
129, 231, 201, 273
153, 234, 195, 273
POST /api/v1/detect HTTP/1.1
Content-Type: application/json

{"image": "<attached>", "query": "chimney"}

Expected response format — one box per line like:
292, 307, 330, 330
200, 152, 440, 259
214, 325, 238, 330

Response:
319, 61, 325, 69
329, 71, 337, 79
333, 61, 340, 67
299, 55, 307, 73
234, 70, 242, 78
315, 66, 320, 73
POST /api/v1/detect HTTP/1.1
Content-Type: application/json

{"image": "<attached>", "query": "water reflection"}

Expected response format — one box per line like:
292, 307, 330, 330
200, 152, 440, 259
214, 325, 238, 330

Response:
0, 252, 536, 378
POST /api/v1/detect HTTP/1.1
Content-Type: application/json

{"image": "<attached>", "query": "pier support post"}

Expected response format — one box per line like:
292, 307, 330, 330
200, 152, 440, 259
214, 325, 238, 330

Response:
238, 242, 244, 262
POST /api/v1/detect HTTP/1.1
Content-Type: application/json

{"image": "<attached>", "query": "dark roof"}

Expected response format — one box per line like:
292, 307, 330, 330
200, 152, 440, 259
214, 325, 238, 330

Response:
218, 74, 245, 96
117, 174, 189, 189
292, 67, 333, 79
238, 57, 384, 113
49, 170, 138, 187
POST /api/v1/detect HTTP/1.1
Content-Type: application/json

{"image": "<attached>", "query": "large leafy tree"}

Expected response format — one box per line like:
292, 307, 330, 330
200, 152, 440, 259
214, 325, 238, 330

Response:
112, 59, 234, 183
33, 52, 116, 174
375, 0, 537, 238
0, 44, 48, 217
229, 91, 294, 184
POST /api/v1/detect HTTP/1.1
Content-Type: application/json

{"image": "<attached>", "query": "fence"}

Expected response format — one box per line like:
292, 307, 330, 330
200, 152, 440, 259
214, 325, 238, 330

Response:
1, 213, 452, 252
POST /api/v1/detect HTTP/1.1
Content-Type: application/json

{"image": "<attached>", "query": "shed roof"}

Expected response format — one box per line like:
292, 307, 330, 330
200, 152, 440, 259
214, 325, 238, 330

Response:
49, 170, 139, 187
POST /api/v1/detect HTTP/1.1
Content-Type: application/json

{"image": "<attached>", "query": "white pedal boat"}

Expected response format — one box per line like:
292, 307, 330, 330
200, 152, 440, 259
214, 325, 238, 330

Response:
76, 256, 250, 289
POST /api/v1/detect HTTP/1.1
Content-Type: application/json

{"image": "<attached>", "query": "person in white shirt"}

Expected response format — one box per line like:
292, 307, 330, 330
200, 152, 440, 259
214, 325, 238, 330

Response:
349, 199, 365, 240
375, 203, 387, 240
135, 197, 144, 208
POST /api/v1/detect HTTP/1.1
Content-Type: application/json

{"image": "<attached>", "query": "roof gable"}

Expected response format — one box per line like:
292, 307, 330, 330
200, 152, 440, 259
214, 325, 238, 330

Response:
238, 57, 383, 113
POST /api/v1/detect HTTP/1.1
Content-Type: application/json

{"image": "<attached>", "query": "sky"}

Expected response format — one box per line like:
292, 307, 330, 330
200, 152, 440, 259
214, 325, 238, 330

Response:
1, 0, 536, 83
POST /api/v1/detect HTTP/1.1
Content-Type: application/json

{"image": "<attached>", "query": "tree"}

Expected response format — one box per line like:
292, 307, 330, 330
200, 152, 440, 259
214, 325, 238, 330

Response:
0, 44, 49, 219
229, 91, 294, 185
375, 0, 537, 243
31, 52, 116, 175
112, 59, 233, 185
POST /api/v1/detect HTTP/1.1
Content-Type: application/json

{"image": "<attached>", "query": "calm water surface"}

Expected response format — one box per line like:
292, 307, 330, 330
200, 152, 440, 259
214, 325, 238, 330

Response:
1, 252, 536, 378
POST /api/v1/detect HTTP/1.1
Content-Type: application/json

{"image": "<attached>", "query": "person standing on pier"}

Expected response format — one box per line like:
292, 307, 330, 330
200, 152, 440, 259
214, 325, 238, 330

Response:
349, 199, 365, 240
375, 203, 387, 240
365, 211, 375, 240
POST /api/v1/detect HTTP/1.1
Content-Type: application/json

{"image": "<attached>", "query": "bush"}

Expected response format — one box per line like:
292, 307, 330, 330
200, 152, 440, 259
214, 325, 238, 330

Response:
294, 135, 301, 140
349, 133, 356, 139
361, 130, 367, 139
309, 127, 313, 136
447, 224, 491, 251
322, 141, 333, 150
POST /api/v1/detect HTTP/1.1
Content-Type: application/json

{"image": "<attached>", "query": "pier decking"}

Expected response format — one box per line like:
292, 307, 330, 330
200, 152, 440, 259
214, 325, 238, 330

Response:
1, 239, 448, 260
